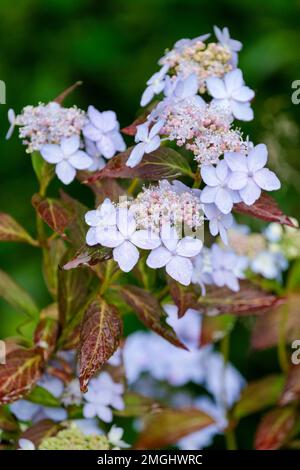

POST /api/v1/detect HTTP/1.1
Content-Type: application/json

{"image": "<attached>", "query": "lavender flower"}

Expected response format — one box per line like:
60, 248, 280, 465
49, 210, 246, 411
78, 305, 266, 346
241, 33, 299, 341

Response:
140, 64, 169, 107
126, 120, 164, 168
214, 26, 242, 66
210, 243, 246, 292
206, 69, 254, 121
203, 203, 234, 245
225, 144, 281, 205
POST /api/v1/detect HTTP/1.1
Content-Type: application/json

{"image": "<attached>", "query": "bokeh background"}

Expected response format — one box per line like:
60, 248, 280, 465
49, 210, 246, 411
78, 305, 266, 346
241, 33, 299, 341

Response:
0, 0, 300, 438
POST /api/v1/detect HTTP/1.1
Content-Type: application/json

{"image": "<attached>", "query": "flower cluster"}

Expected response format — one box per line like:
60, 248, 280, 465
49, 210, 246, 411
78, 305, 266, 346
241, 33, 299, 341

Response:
7, 102, 125, 184
85, 181, 204, 285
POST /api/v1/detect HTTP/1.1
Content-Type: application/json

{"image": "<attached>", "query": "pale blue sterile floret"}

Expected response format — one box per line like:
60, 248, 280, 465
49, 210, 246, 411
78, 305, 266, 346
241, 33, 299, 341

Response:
126, 119, 164, 168
214, 25, 242, 66
140, 64, 170, 107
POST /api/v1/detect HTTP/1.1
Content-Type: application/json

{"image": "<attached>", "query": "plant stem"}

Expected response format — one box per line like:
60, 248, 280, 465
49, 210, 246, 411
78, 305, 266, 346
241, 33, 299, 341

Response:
128, 178, 139, 195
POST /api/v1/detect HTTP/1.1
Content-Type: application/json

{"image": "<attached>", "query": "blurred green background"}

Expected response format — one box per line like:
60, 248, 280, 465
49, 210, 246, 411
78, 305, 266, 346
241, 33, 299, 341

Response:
0, 0, 300, 342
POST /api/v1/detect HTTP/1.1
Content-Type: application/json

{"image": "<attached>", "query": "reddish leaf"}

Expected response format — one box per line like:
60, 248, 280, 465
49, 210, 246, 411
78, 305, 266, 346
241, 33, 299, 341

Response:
233, 375, 285, 419
254, 407, 296, 450
234, 193, 295, 227
62, 244, 112, 270
121, 285, 187, 349
279, 366, 300, 405
121, 115, 147, 136
197, 281, 285, 316
87, 147, 192, 183
251, 294, 300, 350
200, 314, 236, 346
135, 408, 215, 449
0, 212, 37, 245
0, 349, 44, 404
59, 191, 88, 248
79, 296, 123, 392
34, 316, 60, 361
168, 278, 199, 318
21, 419, 60, 447
53, 81, 82, 104
78, 172, 127, 205
32, 194, 73, 237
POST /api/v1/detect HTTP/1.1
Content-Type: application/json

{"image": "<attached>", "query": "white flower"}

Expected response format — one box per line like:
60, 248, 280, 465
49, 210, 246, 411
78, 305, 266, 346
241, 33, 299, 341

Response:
6, 108, 16, 139
203, 203, 234, 245
200, 160, 240, 214
83, 372, 124, 423
264, 223, 283, 243
163, 304, 202, 350
98, 208, 161, 272
82, 106, 126, 159
206, 69, 254, 121
214, 25, 242, 66
40, 135, 93, 184
251, 250, 288, 280
146, 225, 203, 286
108, 425, 130, 449
18, 439, 35, 450
225, 144, 281, 205
126, 120, 164, 168
84, 138, 106, 171
140, 64, 169, 107
210, 243, 244, 292
85, 198, 117, 246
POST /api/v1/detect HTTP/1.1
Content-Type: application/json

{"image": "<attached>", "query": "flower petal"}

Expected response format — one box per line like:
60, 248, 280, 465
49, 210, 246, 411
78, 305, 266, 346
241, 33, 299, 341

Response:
83, 403, 96, 419
97, 227, 124, 247
224, 152, 247, 171
247, 144, 268, 172
200, 185, 218, 203
206, 77, 227, 99
126, 143, 145, 168
96, 404, 113, 423
224, 69, 244, 94
82, 123, 101, 141
100, 111, 117, 133
161, 224, 179, 252
166, 256, 193, 286
97, 135, 116, 159
215, 160, 229, 182
140, 86, 154, 107
146, 246, 172, 269
227, 171, 248, 190
239, 179, 261, 205
231, 101, 254, 121
68, 150, 93, 170
86, 227, 98, 246
144, 135, 161, 153
149, 119, 164, 139
40, 144, 63, 163
130, 229, 161, 249
60, 135, 80, 156
209, 218, 219, 236
113, 241, 139, 272
55, 160, 76, 185
231, 85, 254, 102
176, 237, 203, 257
201, 165, 219, 186
117, 208, 136, 237
215, 188, 233, 214
253, 168, 281, 191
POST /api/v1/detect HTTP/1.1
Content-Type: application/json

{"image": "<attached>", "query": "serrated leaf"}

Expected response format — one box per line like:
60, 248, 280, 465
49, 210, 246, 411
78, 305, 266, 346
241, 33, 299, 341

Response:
0, 212, 37, 245
251, 294, 300, 350
79, 296, 123, 392
63, 244, 112, 270
234, 193, 295, 227
20, 419, 60, 447
135, 408, 215, 449
197, 281, 284, 316
254, 407, 296, 450
0, 349, 44, 404
87, 147, 193, 183
279, 366, 300, 405
115, 392, 162, 417
0, 269, 39, 319
200, 314, 236, 346
233, 375, 285, 419
34, 316, 59, 361
168, 277, 199, 318
121, 285, 187, 350
32, 194, 73, 237
26, 385, 61, 407
0, 406, 19, 432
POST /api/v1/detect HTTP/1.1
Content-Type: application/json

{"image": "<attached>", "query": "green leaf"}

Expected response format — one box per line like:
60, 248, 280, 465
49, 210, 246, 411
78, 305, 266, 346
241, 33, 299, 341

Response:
287, 259, 300, 293
31, 152, 55, 196
79, 296, 123, 392
26, 385, 61, 407
0, 269, 39, 319
115, 392, 162, 418
233, 375, 285, 419
0, 212, 37, 245
0, 406, 19, 432
0, 349, 44, 404
121, 285, 187, 350
87, 146, 193, 182
135, 408, 215, 449
42, 238, 66, 298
